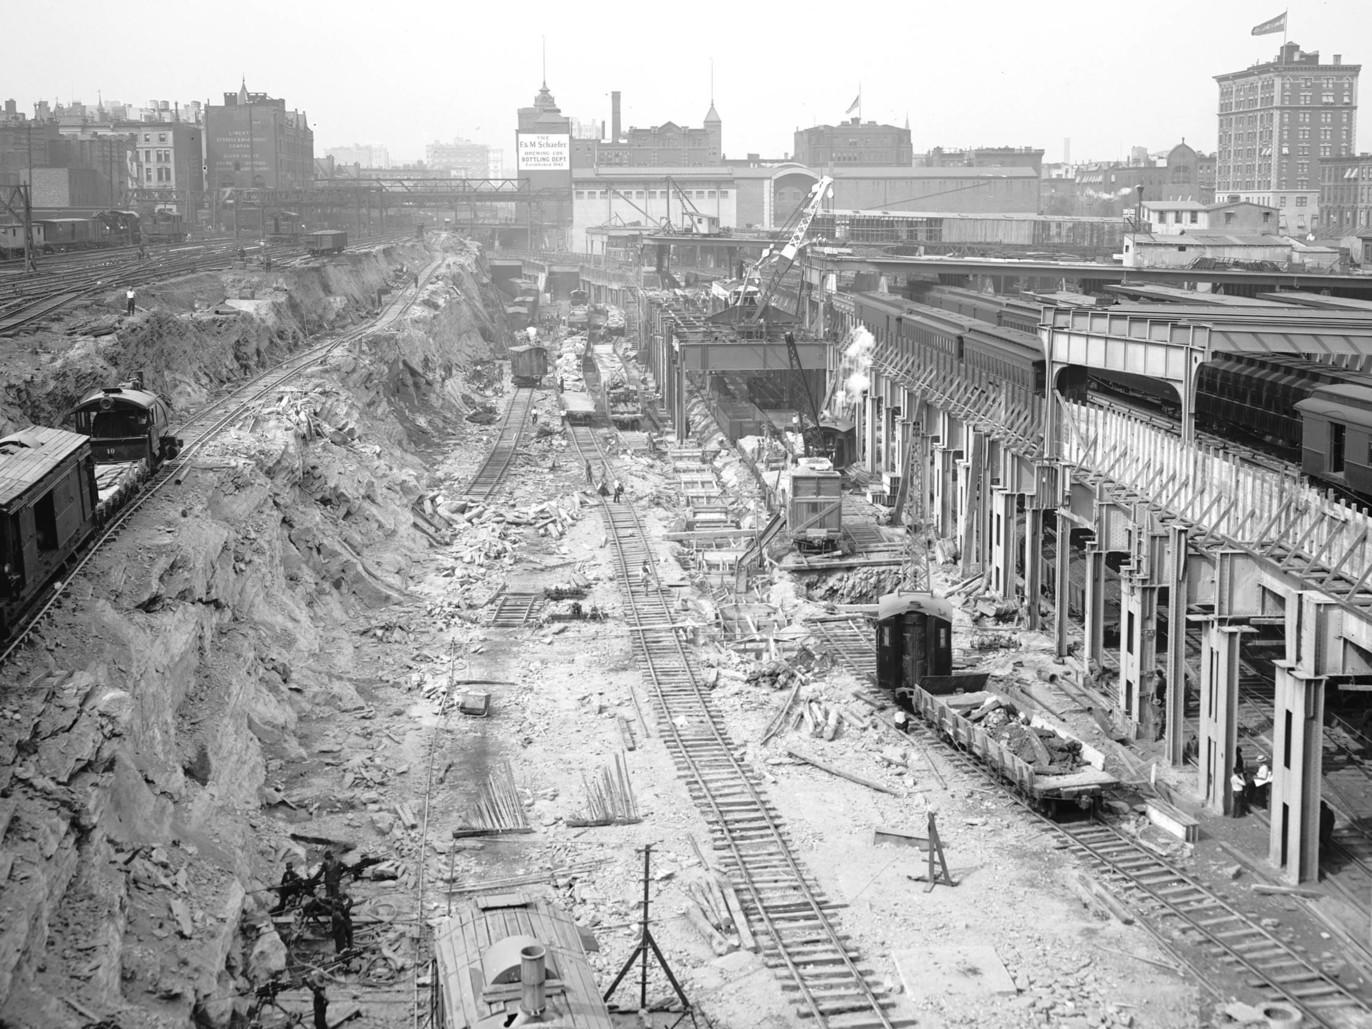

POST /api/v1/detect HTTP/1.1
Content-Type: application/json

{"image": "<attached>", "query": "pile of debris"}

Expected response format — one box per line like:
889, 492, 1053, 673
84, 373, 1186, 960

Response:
744, 656, 806, 691
966, 694, 1085, 774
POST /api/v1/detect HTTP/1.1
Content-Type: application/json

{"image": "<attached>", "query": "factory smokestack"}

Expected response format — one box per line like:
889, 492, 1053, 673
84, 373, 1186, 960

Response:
611, 91, 621, 142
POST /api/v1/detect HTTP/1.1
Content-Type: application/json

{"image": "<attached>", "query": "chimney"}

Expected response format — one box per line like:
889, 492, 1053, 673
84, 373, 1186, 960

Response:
518, 944, 547, 1022
1334, 54, 1343, 65
611, 91, 621, 142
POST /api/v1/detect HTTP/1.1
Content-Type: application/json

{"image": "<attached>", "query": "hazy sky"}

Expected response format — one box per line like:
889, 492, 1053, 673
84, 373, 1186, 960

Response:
9, 0, 1371, 167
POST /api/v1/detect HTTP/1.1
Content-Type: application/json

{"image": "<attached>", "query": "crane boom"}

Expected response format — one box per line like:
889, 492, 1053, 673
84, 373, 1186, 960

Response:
733, 176, 833, 322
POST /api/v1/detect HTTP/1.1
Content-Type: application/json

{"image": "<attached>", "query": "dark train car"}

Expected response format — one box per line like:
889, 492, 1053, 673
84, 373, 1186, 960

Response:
568, 288, 589, 307
509, 344, 549, 387
0, 427, 99, 638
70, 385, 180, 467
0, 222, 45, 258
305, 229, 347, 255
875, 591, 954, 694
141, 211, 188, 244
36, 217, 104, 251
1296, 383, 1372, 497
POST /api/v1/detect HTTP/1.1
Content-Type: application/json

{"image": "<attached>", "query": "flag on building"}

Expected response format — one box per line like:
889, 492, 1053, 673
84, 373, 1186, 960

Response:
1251, 11, 1286, 36
846, 93, 861, 115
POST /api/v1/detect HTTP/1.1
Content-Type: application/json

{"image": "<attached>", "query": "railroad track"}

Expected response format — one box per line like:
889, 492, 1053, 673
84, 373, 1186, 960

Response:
568, 424, 907, 1029
489, 590, 542, 628
463, 387, 535, 499
0, 252, 442, 667
821, 639, 1372, 1026
807, 617, 876, 682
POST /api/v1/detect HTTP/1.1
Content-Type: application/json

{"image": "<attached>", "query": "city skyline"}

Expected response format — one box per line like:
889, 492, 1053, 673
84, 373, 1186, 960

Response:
9, 0, 1371, 168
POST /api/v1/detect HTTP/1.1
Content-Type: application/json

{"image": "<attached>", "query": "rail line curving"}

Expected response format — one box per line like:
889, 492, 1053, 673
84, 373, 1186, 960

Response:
0, 253, 441, 667
567, 425, 906, 1029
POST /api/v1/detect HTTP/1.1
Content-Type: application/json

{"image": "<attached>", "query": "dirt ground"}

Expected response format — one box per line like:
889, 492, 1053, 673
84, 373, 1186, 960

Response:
2, 241, 1345, 1029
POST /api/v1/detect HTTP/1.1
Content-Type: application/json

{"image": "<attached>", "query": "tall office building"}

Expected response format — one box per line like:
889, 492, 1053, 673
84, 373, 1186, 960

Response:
1215, 43, 1358, 218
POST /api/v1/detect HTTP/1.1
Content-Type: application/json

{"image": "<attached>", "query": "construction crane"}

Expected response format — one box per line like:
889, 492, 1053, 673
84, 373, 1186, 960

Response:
732, 175, 834, 323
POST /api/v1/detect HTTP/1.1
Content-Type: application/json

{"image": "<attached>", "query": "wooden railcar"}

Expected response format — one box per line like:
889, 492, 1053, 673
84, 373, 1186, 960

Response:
787, 459, 842, 551
0, 428, 99, 638
509, 344, 549, 387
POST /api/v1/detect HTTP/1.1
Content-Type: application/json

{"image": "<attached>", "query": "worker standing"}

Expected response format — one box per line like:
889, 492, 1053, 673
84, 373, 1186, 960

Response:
585, 460, 594, 485
640, 560, 651, 588
308, 976, 329, 1029
125, 287, 136, 315
613, 479, 624, 503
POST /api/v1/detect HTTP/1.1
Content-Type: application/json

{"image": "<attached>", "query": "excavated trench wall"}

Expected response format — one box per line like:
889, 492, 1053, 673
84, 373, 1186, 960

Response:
0, 238, 502, 1027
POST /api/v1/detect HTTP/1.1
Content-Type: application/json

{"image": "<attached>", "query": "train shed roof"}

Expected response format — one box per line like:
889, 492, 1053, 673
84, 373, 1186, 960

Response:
0, 427, 89, 509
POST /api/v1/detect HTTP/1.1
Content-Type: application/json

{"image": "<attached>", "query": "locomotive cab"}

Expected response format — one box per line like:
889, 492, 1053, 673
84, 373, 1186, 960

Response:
71, 385, 180, 468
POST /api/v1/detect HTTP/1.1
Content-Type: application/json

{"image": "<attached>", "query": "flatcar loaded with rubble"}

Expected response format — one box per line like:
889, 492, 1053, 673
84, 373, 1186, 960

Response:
876, 592, 1117, 814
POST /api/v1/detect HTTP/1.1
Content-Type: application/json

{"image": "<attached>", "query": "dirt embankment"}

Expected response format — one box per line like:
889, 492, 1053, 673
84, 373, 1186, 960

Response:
0, 237, 502, 1027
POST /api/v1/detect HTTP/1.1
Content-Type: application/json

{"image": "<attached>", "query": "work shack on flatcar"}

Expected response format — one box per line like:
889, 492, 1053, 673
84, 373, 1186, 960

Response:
429, 892, 613, 1029
0, 427, 98, 637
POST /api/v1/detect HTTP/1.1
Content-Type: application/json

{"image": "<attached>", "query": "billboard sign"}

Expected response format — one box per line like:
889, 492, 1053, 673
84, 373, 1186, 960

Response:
517, 133, 571, 171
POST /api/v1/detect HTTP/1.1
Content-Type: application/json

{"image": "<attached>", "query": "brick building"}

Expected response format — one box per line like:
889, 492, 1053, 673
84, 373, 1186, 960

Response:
205, 81, 314, 190
1215, 42, 1360, 228
794, 119, 912, 167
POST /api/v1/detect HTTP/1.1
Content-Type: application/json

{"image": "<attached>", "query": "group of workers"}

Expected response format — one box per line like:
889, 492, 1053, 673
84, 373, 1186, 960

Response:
247, 850, 383, 1028
272, 850, 378, 955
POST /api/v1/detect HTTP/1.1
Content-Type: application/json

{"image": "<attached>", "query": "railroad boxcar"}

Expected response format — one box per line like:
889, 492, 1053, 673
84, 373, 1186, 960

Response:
70, 385, 180, 468
787, 458, 842, 551
142, 211, 187, 244
36, 217, 103, 251
1296, 383, 1372, 497
0, 427, 99, 639
304, 229, 347, 255
0, 222, 45, 258
509, 344, 549, 387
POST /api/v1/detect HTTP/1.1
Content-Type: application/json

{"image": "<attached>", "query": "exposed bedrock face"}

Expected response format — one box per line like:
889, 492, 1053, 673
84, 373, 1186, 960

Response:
0, 238, 502, 1027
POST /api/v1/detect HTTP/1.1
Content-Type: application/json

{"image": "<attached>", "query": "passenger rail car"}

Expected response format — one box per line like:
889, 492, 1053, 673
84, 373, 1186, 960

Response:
851, 292, 1087, 400
0, 428, 99, 639
1296, 384, 1372, 497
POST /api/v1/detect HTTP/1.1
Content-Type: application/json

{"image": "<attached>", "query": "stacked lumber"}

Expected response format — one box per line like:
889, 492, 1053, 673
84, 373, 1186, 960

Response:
681, 839, 757, 955
459, 761, 531, 834
569, 753, 640, 827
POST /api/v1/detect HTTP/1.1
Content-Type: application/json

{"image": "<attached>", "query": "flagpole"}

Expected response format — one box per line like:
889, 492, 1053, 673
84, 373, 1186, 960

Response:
1282, 8, 1288, 46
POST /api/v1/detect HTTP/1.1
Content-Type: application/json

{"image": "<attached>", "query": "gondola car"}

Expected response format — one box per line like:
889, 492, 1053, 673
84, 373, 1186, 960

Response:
509, 344, 549, 387
70, 384, 181, 467
0, 427, 99, 639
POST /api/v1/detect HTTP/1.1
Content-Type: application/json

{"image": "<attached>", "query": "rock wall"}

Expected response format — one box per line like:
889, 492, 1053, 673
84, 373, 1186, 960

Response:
0, 236, 502, 1027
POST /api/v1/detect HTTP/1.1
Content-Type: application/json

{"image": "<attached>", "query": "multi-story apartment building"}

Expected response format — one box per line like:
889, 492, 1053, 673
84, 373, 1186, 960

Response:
1215, 43, 1359, 228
